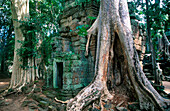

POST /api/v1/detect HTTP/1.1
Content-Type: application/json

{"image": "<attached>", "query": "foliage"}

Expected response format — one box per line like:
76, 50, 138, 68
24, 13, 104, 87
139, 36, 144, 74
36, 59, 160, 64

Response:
128, 0, 169, 59
76, 16, 96, 37
16, 0, 65, 68
75, 0, 100, 5
0, 0, 14, 72
148, 0, 169, 46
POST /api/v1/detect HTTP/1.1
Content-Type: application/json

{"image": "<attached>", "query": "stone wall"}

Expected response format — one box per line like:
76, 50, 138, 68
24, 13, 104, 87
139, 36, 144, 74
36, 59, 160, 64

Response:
51, 1, 99, 97
131, 19, 146, 61
51, 0, 146, 96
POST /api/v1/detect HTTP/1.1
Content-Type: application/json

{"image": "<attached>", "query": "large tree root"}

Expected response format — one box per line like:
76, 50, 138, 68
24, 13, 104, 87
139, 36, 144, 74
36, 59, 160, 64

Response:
66, 80, 112, 111
85, 16, 99, 57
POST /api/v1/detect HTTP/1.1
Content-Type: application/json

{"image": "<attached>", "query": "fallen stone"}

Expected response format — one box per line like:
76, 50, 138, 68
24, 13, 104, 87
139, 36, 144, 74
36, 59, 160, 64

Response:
21, 86, 28, 93
46, 93, 55, 99
32, 94, 41, 102
34, 88, 41, 93
25, 88, 32, 94
38, 107, 48, 111
48, 105, 57, 111
0, 100, 6, 106
39, 101, 49, 108
58, 104, 66, 111
21, 100, 34, 107
116, 107, 128, 111
128, 102, 140, 111
28, 102, 38, 109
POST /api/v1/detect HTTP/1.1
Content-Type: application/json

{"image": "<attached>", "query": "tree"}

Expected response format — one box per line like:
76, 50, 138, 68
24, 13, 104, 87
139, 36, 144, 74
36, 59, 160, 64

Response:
64, 0, 170, 110
8, 0, 63, 90
9, 0, 34, 89
146, 0, 159, 85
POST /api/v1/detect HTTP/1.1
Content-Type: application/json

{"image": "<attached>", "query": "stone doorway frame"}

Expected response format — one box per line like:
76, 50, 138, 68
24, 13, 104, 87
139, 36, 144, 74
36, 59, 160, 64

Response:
53, 58, 65, 88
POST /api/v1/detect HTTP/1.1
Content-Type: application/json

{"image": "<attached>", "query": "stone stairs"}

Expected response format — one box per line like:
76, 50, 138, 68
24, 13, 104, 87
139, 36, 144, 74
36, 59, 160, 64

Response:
143, 63, 154, 80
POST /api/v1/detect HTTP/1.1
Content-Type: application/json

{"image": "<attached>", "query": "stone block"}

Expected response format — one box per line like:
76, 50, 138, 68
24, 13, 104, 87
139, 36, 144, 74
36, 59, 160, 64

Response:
72, 12, 79, 19
63, 66, 71, 72
39, 101, 49, 108
70, 31, 78, 36
21, 100, 35, 107
28, 103, 38, 109
46, 93, 55, 99
73, 84, 84, 90
71, 55, 79, 60
60, 33, 69, 37
71, 19, 79, 24
34, 88, 41, 93
59, 26, 70, 33
79, 11, 86, 17
25, 88, 32, 94
60, 18, 67, 24
66, 78, 73, 85
63, 72, 73, 79
71, 36, 79, 42
128, 102, 140, 111
72, 60, 81, 67
62, 6, 77, 18
65, 60, 71, 67
72, 77, 80, 84
63, 84, 72, 90
80, 46, 86, 51
80, 37, 87, 44
73, 41, 80, 46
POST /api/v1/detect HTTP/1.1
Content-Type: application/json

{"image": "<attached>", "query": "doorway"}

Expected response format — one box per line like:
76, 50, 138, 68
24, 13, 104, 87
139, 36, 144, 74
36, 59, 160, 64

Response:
56, 62, 63, 89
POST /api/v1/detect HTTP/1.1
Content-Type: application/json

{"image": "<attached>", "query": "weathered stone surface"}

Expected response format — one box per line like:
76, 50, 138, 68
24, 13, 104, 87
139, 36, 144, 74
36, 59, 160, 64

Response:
63, 73, 72, 79
25, 88, 32, 94
39, 101, 49, 108
65, 78, 72, 85
28, 103, 38, 109
72, 60, 81, 67
80, 37, 86, 44
72, 84, 84, 90
71, 36, 79, 42
116, 107, 128, 111
34, 88, 41, 93
48, 105, 57, 111
46, 93, 55, 99
128, 102, 140, 111
72, 41, 80, 46
22, 100, 35, 107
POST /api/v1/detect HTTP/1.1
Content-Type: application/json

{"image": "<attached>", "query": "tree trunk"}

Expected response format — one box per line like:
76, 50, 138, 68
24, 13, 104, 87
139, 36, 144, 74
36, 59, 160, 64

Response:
66, 0, 170, 110
9, 0, 37, 90
146, 0, 159, 85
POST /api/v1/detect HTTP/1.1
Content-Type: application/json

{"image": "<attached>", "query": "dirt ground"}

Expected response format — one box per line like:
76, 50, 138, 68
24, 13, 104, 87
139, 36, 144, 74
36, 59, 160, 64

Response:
0, 78, 29, 111
163, 81, 170, 94
0, 78, 170, 111
0, 78, 10, 92
0, 94, 29, 111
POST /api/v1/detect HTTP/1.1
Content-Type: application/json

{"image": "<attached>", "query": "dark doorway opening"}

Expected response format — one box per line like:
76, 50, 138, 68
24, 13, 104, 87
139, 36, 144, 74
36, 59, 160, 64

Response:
56, 62, 63, 89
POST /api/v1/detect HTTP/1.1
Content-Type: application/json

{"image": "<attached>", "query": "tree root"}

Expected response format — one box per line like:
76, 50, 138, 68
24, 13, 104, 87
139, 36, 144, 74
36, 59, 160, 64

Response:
21, 84, 36, 103
85, 16, 99, 57
54, 97, 70, 104
66, 81, 102, 111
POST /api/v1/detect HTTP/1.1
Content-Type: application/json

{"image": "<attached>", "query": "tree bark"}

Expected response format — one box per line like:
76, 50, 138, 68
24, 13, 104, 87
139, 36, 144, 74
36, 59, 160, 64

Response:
9, 0, 37, 90
66, 0, 170, 110
146, 0, 159, 85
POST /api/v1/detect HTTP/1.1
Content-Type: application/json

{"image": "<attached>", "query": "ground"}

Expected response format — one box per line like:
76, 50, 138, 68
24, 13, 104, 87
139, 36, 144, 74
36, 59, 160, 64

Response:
0, 76, 170, 111
163, 81, 170, 94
